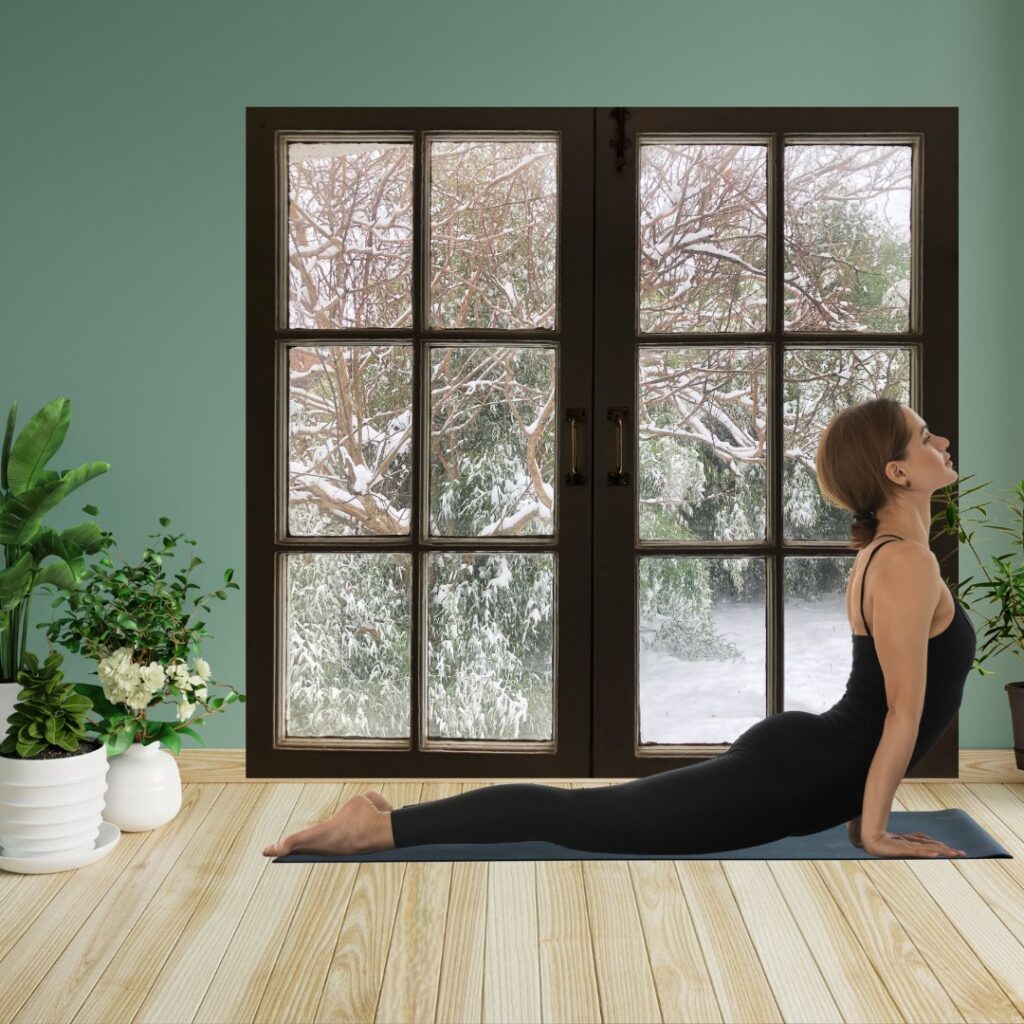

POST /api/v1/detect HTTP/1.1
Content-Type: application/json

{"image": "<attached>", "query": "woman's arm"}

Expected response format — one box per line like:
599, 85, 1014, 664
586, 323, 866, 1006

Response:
857, 543, 939, 841
859, 713, 919, 840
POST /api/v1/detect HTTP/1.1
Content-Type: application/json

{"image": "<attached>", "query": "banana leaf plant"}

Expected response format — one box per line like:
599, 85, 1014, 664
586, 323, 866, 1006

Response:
0, 397, 110, 682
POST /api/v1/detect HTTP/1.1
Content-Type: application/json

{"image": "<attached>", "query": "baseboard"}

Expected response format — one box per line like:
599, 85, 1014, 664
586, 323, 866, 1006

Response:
175, 749, 1024, 784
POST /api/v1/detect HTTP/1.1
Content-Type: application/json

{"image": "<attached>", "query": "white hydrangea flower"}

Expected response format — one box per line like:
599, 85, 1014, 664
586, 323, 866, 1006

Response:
194, 657, 211, 681
193, 684, 208, 703
166, 661, 192, 691
98, 646, 135, 692
124, 681, 152, 712
99, 650, 144, 706
139, 661, 166, 694
176, 698, 195, 722
100, 679, 125, 704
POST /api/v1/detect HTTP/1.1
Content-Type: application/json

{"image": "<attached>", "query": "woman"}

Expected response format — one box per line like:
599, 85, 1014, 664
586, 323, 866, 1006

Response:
262, 399, 973, 860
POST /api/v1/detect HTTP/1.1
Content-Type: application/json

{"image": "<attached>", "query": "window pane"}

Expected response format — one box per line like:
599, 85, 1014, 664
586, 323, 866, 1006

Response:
784, 556, 855, 714
285, 552, 411, 739
784, 346, 911, 540
287, 139, 414, 329
639, 142, 768, 333
428, 136, 558, 329
784, 143, 913, 332
426, 551, 554, 741
638, 346, 768, 541
638, 556, 767, 744
288, 344, 413, 537
429, 345, 556, 537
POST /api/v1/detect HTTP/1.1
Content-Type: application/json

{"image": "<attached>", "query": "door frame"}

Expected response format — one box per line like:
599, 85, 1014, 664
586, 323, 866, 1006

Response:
592, 106, 960, 778
245, 107, 595, 778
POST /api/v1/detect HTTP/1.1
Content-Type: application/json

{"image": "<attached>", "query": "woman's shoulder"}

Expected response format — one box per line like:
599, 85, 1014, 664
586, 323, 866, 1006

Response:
860, 538, 939, 597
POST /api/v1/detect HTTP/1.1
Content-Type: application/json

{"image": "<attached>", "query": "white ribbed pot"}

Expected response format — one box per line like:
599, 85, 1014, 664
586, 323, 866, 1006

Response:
102, 739, 182, 832
0, 737, 109, 858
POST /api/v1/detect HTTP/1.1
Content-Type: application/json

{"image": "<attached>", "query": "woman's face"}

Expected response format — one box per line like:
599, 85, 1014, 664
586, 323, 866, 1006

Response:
897, 406, 957, 491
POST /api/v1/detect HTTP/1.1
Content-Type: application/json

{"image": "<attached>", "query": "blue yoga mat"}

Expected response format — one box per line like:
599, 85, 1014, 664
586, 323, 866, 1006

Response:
273, 808, 1011, 862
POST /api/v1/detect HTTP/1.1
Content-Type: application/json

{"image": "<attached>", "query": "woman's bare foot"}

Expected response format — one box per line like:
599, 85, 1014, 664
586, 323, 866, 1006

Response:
262, 795, 393, 857
363, 790, 393, 812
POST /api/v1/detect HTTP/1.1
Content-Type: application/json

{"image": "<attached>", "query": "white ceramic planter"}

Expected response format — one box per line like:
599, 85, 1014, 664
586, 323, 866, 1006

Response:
0, 739, 109, 858
103, 739, 182, 832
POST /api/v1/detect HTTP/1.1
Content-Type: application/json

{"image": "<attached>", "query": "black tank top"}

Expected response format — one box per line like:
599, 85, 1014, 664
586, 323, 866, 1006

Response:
819, 534, 977, 775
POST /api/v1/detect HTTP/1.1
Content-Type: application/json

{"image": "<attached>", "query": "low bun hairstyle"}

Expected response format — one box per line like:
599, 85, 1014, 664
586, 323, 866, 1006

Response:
815, 397, 912, 550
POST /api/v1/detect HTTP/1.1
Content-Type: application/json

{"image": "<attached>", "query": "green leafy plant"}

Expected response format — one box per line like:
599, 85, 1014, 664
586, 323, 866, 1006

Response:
0, 649, 94, 758
933, 474, 1024, 676
0, 397, 110, 681
41, 516, 244, 756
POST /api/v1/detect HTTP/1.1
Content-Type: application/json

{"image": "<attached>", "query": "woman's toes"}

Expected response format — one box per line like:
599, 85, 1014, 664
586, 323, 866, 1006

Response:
262, 824, 317, 857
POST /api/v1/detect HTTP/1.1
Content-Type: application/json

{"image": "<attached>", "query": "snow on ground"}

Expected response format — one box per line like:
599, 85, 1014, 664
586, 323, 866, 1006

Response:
639, 594, 853, 744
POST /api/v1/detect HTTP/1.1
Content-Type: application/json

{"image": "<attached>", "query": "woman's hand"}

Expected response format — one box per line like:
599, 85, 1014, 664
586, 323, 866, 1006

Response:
861, 831, 966, 858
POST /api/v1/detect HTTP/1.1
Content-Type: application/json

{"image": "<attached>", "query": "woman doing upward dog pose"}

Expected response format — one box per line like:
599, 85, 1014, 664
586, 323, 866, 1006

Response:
262, 399, 975, 860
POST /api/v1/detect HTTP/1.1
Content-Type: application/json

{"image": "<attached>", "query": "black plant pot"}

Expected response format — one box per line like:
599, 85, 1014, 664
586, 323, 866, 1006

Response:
1006, 682, 1024, 771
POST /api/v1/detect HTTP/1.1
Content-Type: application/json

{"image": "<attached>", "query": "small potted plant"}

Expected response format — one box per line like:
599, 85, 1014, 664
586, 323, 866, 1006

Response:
41, 516, 244, 830
934, 474, 1024, 768
0, 648, 114, 869
0, 396, 110, 726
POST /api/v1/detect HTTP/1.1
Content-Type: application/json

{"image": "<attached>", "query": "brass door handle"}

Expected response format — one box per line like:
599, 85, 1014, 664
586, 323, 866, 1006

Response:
565, 408, 587, 485
607, 406, 629, 485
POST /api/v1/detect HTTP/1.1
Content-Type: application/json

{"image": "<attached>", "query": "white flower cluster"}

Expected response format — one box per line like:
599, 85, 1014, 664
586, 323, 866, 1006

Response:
97, 646, 212, 722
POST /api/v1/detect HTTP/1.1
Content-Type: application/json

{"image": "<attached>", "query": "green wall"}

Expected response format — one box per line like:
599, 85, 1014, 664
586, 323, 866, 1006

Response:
2, 0, 1020, 751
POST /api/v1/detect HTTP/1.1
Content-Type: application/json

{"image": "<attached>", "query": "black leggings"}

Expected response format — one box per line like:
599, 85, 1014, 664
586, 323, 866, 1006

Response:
389, 711, 864, 855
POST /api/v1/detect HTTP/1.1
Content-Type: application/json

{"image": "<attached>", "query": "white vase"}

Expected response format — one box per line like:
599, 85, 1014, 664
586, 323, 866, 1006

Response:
0, 738, 109, 858
102, 739, 182, 832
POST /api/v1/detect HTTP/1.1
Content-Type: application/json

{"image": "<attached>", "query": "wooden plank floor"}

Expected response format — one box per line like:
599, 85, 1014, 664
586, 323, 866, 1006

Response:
0, 752, 1022, 1023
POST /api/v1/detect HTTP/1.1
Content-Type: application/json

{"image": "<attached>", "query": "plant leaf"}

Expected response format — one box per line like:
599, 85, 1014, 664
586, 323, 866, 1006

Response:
5, 397, 71, 495
175, 725, 206, 746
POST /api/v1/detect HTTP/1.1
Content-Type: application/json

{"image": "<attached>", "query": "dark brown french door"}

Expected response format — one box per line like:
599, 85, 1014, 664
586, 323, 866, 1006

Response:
246, 107, 959, 780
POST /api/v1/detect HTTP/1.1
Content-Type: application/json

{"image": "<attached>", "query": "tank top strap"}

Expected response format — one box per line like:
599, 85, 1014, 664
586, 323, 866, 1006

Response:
859, 534, 905, 637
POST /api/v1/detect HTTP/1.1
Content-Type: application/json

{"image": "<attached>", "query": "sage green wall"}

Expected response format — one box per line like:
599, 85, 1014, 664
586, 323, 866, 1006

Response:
2, 0, 1020, 751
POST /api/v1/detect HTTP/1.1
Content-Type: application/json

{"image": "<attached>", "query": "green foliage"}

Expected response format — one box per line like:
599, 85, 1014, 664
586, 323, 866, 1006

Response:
42, 516, 239, 669
933, 475, 1024, 677
0, 649, 94, 758
33, 515, 244, 753
0, 396, 110, 680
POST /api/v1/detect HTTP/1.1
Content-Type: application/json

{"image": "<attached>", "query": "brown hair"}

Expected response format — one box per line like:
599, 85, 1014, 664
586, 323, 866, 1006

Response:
815, 397, 912, 550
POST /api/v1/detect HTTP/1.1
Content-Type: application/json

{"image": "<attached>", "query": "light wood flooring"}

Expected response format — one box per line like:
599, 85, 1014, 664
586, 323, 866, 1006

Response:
0, 750, 1023, 1023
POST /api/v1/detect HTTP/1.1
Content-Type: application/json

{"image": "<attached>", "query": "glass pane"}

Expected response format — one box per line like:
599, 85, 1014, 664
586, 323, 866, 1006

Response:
638, 556, 767, 745
428, 136, 558, 329
285, 552, 411, 739
784, 556, 855, 714
784, 346, 911, 540
426, 551, 554, 741
288, 344, 413, 537
638, 346, 768, 541
638, 142, 768, 333
784, 143, 913, 332
429, 345, 556, 537
286, 139, 414, 329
